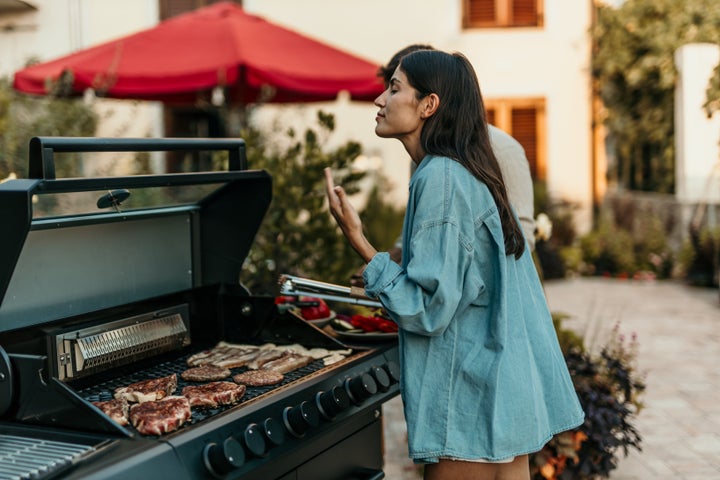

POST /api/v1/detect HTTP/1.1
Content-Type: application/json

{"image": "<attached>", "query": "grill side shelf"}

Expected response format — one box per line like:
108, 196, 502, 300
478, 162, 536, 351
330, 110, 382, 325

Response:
5, 353, 132, 437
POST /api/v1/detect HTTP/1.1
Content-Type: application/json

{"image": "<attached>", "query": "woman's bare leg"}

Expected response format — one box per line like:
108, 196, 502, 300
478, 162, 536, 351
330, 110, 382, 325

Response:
423, 455, 530, 480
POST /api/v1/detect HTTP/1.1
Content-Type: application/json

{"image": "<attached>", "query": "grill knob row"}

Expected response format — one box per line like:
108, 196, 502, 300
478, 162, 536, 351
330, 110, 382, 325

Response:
203, 361, 401, 476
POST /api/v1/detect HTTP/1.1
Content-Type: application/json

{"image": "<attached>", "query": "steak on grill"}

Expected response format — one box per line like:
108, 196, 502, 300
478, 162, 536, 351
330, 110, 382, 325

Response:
180, 365, 231, 382
181, 381, 247, 408
246, 348, 286, 370
232, 369, 284, 387
114, 373, 178, 403
186, 343, 260, 368
261, 352, 314, 374
92, 398, 129, 426
129, 396, 191, 435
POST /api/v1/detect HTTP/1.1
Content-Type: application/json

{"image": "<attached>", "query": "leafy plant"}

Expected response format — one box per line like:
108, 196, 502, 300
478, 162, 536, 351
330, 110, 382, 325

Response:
239, 110, 374, 295
531, 321, 646, 480
362, 178, 404, 255
677, 225, 720, 287
0, 77, 97, 179
532, 181, 580, 280
577, 204, 674, 279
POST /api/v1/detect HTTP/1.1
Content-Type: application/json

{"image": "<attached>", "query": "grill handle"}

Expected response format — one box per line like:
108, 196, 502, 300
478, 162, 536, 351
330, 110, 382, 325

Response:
29, 136, 247, 180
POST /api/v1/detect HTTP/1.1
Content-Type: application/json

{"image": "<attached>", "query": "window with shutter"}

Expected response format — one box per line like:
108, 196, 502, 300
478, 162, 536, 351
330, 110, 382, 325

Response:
485, 98, 546, 181
159, 0, 240, 20
463, 0, 543, 28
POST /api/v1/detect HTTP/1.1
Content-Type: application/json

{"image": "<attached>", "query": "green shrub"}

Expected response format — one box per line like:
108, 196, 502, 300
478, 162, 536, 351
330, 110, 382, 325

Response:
238, 111, 369, 295
579, 214, 636, 276
677, 225, 720, 287
533, 181, 579, 280
0, 77, 97, 179
577, 209, 673, 279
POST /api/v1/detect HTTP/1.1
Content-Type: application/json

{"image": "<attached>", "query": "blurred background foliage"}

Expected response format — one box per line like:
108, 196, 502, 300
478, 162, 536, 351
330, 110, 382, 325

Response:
0, 77, 97, 180
238, 110, 404, 295
592, 0, 720, 194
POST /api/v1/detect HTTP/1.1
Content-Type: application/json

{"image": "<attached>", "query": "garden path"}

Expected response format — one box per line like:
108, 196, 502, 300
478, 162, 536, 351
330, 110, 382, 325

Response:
382, 277, 720, 480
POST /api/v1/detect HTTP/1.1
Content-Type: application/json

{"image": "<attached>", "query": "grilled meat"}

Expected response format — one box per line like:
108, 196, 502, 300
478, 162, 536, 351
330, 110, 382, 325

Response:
186, 343, 260, 368
261, 352, 313, 374
92, 398, 129, 426
181, 381, 246, 409
232, 369, 284, 387
114, 373, 178, 403
180, 365, 231, 382
129, 396, 191, 435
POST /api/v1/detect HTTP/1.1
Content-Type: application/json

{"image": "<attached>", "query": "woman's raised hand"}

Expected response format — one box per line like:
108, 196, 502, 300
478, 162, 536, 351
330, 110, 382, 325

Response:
324, 167, 377, 263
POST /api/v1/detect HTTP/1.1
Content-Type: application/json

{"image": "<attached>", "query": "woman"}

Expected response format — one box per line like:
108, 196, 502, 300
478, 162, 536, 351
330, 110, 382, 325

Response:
325, 50, 584, 480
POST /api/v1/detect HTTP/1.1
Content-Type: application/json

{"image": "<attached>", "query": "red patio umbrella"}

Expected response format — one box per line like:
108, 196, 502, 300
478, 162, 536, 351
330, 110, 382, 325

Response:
13, 2, 384, 105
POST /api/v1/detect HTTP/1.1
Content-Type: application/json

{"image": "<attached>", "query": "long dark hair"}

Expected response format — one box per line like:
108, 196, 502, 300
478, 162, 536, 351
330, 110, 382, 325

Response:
400, 50, 525, 259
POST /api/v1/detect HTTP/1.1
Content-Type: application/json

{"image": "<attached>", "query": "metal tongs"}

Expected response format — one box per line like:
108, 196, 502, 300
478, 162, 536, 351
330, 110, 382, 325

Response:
278, 274, 382, 308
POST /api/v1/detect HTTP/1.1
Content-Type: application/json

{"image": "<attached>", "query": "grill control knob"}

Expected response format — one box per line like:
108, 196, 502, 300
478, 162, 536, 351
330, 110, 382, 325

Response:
316, 386, 350, 419
384, 361, 401, 383
203, 437, 245, 476
369, 365, 391, 392
262, 417, 285, 447
283, 400, 319, 437
243, 423, 266, 457
345, 373, 378, 405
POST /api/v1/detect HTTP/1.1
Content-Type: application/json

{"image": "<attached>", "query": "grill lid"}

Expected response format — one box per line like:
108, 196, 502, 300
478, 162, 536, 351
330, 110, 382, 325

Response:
0, 137, 272, 332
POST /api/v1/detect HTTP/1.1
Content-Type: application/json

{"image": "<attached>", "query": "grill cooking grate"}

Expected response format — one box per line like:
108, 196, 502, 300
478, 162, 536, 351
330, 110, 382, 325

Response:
77, 351, 330, 435
0, 434, 94, 480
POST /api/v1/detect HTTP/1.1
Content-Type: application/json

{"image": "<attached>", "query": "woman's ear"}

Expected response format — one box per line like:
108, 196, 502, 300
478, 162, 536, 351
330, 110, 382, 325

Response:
421, 93, 440, 119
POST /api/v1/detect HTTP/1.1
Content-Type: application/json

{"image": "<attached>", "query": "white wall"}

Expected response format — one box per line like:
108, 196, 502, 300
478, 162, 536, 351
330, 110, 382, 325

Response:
674, 43, 720, 206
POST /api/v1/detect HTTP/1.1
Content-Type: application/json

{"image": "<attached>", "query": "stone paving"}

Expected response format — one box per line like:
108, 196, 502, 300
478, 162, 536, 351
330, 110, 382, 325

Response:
381, 277, 720, 479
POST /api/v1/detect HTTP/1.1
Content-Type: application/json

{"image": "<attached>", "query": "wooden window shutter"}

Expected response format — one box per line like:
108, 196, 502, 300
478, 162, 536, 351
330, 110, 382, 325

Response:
160, 0, 240, 20
463, 0, 542, 28
159, 0, 195, 20
465, 0, 496, 25
511, 0, 538, 26
486, 108, 496, 127
511, 107, 539, 178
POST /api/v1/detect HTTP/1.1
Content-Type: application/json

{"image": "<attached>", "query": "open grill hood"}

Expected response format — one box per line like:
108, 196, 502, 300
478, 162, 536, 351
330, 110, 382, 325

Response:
0, 136, 271, 332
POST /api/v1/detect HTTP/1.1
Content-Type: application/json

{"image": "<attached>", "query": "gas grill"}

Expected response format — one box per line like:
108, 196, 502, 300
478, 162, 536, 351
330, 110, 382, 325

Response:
0, 137, 399, 480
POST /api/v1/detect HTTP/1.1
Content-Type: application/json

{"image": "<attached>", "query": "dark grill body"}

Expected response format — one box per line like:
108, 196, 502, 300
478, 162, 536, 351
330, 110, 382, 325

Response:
0, 137, 399, 480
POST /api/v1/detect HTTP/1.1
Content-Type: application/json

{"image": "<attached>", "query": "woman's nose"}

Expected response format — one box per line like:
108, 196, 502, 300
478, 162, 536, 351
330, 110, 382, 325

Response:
374, 90, 387, 107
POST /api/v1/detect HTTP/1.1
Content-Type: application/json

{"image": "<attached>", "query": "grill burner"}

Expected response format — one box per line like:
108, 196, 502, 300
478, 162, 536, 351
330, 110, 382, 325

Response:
0, 434, 95, 480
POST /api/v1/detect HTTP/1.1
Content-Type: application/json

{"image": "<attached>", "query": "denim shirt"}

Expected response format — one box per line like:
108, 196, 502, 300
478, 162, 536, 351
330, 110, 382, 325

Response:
363, 155, 584, 463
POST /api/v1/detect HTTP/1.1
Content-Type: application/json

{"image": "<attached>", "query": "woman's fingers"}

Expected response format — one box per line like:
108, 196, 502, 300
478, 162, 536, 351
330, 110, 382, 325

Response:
324, 168, 348, 221
324, 168, 337, 203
